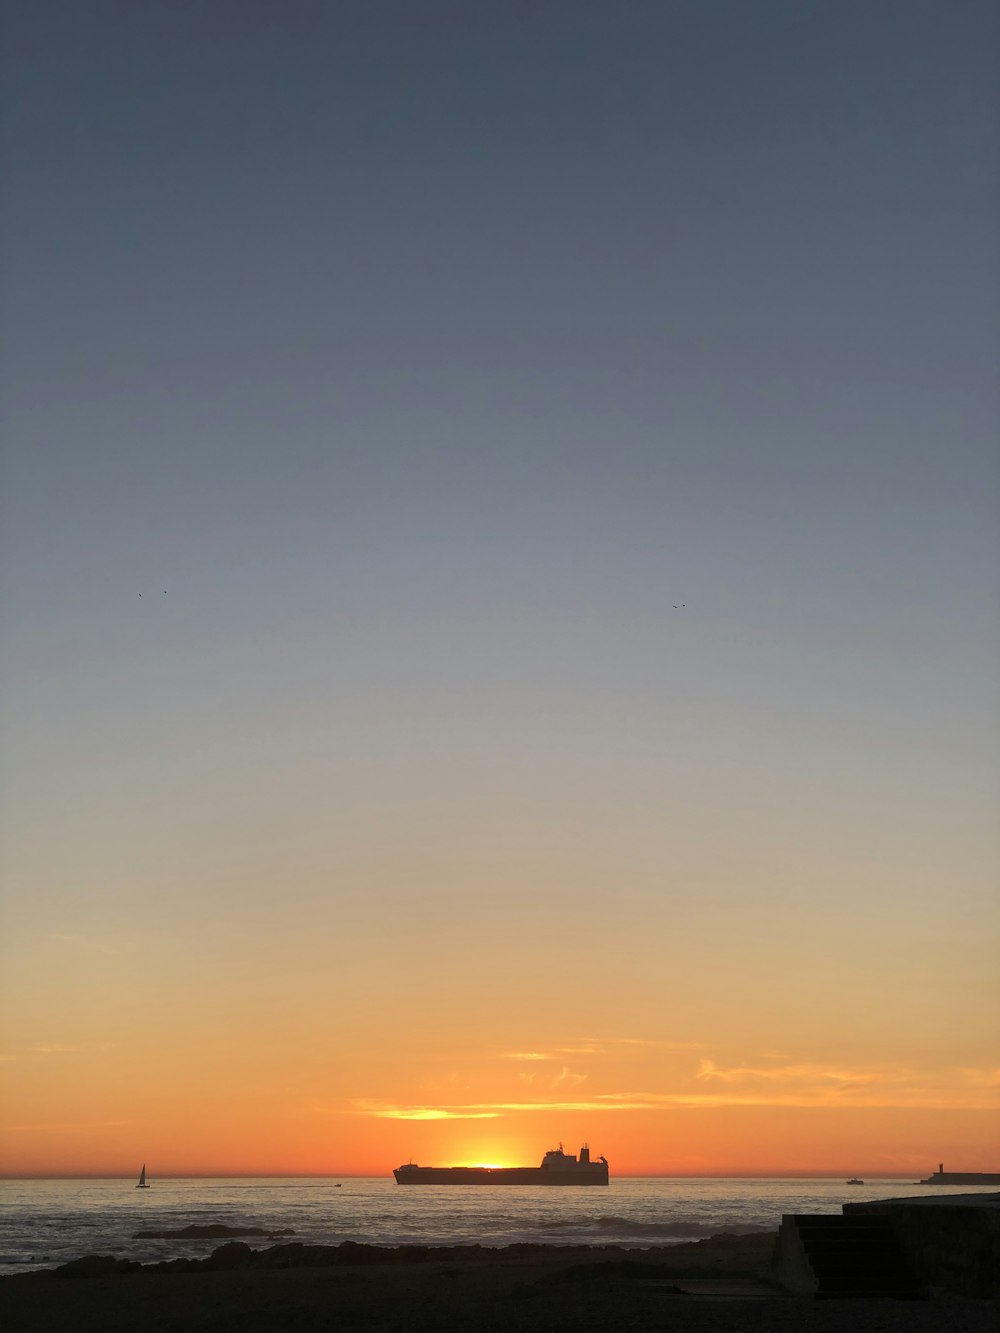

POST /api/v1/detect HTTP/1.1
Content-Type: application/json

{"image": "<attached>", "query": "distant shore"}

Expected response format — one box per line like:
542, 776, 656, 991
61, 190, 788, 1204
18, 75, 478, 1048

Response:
2, 1232, 995, 1332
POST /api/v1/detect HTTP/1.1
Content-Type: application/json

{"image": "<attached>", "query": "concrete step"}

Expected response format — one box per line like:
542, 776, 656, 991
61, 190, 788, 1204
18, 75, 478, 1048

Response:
773, 1213, 923, 1299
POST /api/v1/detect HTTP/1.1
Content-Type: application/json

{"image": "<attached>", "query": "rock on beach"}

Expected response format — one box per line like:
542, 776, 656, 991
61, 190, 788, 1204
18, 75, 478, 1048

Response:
1, 1233, 996, 1332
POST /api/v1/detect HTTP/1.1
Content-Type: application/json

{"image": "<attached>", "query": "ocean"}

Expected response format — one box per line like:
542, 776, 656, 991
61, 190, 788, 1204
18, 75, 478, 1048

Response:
3, 1175, 986, 1276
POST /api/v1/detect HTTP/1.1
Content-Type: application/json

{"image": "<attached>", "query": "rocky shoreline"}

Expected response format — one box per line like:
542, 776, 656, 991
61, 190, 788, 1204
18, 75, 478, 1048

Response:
1, 1232, 995, 1331
28, 1230, 770, 1278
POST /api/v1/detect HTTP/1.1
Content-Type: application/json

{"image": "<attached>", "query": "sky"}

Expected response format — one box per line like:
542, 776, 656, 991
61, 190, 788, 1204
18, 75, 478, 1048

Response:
1, 0, 998, 1178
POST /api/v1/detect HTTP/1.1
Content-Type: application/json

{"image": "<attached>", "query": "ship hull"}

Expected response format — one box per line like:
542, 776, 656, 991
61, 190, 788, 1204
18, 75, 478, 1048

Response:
393, 1165, 608, 1186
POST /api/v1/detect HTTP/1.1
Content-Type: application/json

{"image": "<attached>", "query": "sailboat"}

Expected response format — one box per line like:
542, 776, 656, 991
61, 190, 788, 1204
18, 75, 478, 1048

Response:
136, 1164, 150, 1189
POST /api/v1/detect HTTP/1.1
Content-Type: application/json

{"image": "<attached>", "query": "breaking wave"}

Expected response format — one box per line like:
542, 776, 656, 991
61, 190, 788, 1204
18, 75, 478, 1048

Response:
532, 1216, 768, 1239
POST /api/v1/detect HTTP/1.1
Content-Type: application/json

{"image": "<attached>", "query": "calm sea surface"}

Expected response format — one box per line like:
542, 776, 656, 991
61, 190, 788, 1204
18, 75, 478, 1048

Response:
1, 1176, 990, 1275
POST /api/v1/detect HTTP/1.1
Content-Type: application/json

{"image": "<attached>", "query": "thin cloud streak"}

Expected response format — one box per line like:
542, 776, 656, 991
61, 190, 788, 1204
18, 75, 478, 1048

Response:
501, 1037, 705, 1063
696, 1059, 877, 1085
352, 1102, 501, 1121
356, 1060, 1000, 1119
614, 1039, 708, 1052
959, 1067, 1000, 1087
2, 1042, 120, 1061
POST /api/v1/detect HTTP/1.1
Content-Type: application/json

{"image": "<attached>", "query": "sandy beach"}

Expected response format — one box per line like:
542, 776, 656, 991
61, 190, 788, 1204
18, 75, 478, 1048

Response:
2, 1233, 996, 1332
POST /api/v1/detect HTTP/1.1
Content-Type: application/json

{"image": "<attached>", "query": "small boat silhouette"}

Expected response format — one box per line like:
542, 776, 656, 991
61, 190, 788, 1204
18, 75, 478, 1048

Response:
845, 1177, 864, 1185
136, 1164, 150, 1189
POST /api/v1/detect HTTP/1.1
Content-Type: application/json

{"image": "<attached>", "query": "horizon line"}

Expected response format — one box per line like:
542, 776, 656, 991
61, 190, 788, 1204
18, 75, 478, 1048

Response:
0, 1170, 937, 1181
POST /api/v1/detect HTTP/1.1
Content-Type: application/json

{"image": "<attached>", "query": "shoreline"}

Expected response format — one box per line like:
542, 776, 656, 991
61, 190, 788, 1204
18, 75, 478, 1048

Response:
2, 1233, 996, 1332
1, 1230, 774, 1284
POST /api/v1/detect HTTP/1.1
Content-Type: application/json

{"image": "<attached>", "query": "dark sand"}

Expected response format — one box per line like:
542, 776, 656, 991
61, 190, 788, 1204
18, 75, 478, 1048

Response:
1, 1233, 994, 1332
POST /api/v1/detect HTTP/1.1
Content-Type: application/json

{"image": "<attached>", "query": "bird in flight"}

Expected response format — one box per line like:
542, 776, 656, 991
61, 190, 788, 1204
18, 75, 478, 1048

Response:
673, 603, 686, 609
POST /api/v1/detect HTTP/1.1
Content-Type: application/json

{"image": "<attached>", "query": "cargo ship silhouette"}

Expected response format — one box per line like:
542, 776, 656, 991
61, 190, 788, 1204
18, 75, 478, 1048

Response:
393, 1143, 609, 1185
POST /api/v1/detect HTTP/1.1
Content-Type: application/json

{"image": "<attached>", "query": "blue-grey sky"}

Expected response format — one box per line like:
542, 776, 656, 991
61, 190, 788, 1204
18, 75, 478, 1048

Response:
1, 1, 998, 1173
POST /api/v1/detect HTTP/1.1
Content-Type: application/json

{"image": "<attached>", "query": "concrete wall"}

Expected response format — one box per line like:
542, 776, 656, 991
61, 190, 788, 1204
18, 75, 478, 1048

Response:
770, 1217, 817, 1295
844, 1195, 1000, 1298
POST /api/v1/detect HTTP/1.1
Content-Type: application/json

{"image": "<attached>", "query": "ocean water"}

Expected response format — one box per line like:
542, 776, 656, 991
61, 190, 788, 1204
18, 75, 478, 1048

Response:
3, 1175, 986, 1276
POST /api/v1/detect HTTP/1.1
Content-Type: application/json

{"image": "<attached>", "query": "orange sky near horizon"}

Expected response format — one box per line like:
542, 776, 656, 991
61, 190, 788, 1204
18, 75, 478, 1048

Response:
3, 1090, 997, 1181
2, 829, 998, 1178
3, 948, 998, 1178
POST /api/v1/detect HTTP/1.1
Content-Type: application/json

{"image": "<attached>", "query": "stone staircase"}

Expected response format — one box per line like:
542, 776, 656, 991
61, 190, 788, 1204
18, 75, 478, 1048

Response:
772, 1213, 923, 1299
